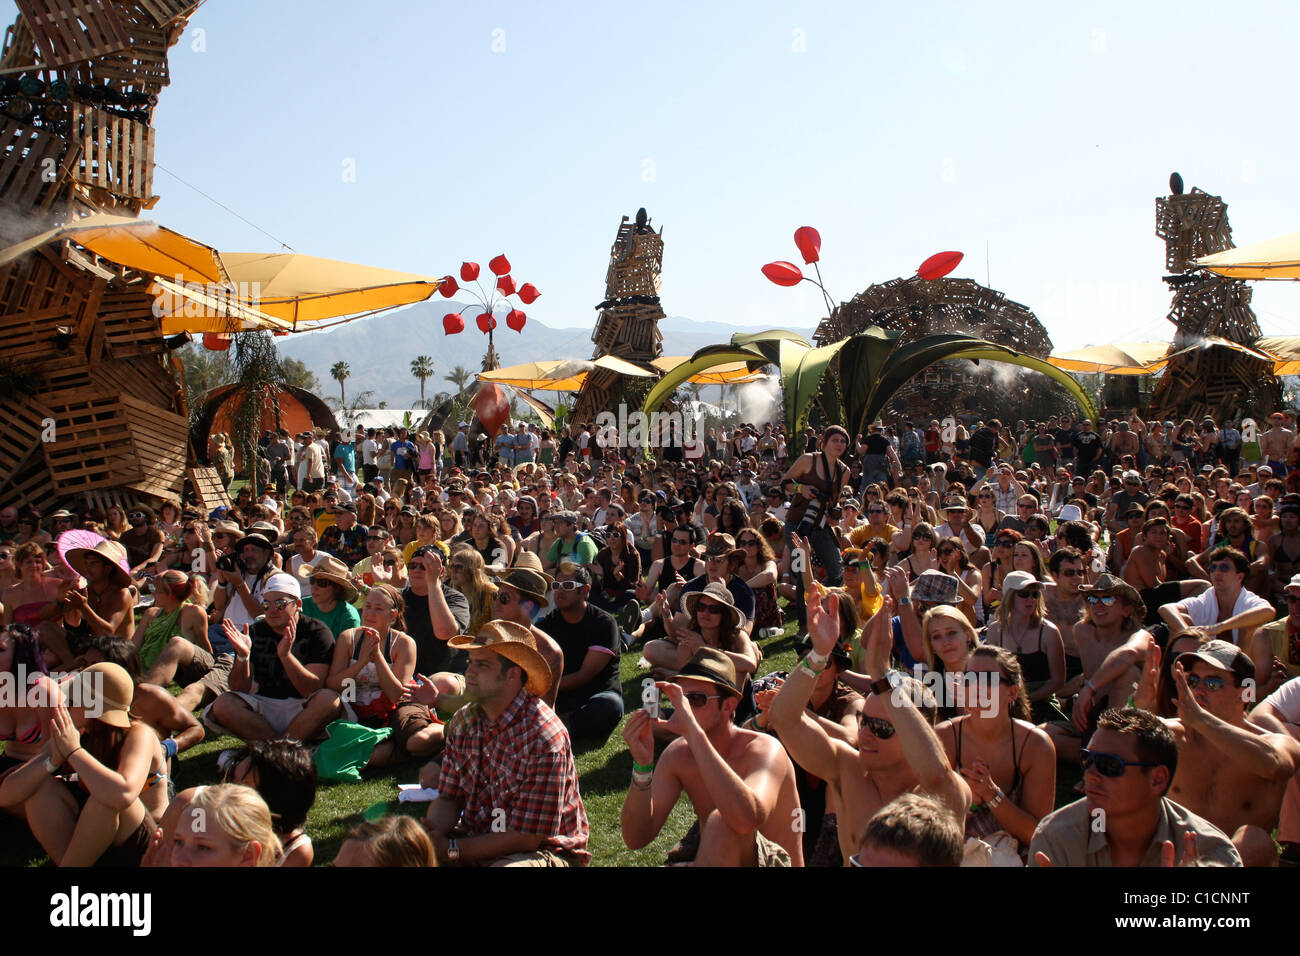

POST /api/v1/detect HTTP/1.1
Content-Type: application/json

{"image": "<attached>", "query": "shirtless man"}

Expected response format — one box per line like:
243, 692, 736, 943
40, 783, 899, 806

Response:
1260, 413, 1295, 477
620, 648, 804, 866
1050, 574, 1149, 763
1164, 640, 1300, 866
1264, 503, 1300, 608
768, 596, 969, 862
62, 541, 135, 660
1045, 548, 1087, 698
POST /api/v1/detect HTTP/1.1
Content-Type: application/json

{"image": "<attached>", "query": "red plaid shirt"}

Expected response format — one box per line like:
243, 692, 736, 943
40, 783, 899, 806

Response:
439, 688, 590, 863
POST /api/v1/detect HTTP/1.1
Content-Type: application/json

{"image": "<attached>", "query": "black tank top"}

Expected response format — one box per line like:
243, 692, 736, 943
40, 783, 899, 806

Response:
656, 555, 696, 593
1014, 623, 1052, 686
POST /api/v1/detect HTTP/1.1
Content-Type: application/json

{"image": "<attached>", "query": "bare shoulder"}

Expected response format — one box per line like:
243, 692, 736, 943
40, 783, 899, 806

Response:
1018, 720, 1056, 761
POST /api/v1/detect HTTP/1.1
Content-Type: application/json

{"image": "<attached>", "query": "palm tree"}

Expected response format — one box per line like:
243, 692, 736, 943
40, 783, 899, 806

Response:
330, 361, 350, 404
444, 364, 472, 395
410, 355, 435, 405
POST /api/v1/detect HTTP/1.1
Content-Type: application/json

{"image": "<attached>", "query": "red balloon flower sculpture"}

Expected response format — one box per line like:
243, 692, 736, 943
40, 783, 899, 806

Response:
762, 226, 963, 315
439, 253, 541, 365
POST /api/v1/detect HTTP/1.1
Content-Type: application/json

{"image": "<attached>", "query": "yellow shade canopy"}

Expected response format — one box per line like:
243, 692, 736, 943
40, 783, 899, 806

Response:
216, 252, 441, 326
1258, 336, 1300, 376
1047, 342, 1170, 375
651, 356, 767, 384
477, 355, 656, 391
1197, 231, 1300, 279
0, 213, 228, 285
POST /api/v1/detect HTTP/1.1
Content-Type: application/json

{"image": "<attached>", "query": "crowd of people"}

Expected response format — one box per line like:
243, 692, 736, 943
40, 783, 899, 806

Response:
1, 405, 1299, 868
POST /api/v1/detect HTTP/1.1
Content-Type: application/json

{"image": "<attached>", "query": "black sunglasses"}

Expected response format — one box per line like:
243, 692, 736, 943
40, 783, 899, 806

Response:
1081, 749, 1157, 778
859, 715, 896, 739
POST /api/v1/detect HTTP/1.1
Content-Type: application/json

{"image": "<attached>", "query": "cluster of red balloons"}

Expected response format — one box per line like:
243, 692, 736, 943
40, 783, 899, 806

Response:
762, 226, 963, 287
440, 254, 541, 336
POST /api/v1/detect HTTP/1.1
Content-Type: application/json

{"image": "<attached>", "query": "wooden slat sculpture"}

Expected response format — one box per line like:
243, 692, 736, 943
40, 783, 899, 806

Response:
1147, 178, 1280, 422
572, 208, 665, 425
0, 0, 200, 512
815, 276, 1055, 422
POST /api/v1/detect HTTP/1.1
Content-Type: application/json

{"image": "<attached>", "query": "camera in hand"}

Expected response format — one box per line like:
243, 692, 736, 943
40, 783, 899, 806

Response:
795, 490, 824, 537
216, 553, 244, 574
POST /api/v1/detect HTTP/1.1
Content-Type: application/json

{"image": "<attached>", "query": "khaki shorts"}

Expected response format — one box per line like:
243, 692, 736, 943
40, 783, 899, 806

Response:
178, 647, 234, 705
202, 692, 309, 738
756, 831, 792, 868
482, 848, 582, 868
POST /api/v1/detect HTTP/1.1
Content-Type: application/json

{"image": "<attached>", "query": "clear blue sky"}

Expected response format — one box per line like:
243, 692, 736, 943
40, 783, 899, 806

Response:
143, 0, 1300, 349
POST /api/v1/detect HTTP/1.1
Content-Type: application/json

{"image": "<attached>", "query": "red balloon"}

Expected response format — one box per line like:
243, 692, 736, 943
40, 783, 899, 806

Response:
438, 276, 459, 298
475, 312, 497, 333
506, 309, 526, 332
442, 312, 465, 334
762, 261, 804, 287
203, 332, 231, 351
489, 254, 512, 276
460, 261, 480, 282
474, 382, 511, 436
917, 251, 963, 281
517, 282, 541, 305
793, 226, 821, 264
497, 275, 517, 296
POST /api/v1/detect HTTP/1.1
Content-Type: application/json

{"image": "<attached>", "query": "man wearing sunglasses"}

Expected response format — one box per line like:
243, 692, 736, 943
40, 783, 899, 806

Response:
1106, 471, 1150, 535
1160, 640, 1300, 866
538, 566, 623, 743
621, 647, 803, 866
769, 596, 969, 863
204, 572, 341, 744
1029, 707, 1240, 866
1158, 546, 1274, 647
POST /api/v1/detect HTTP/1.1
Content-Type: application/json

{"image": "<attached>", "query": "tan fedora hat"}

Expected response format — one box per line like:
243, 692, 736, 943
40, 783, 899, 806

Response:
682, 581, 745, 630
299, 555, 359, 602
65, 539, 131, 588
449, 619, 553, 697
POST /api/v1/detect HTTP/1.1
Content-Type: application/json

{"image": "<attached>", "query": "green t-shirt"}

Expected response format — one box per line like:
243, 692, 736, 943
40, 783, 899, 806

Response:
545, 534, 599, 567
302, 597, 361, 641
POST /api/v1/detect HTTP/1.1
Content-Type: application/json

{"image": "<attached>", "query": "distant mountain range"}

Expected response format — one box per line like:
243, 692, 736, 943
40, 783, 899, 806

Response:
277, 302, 815, 406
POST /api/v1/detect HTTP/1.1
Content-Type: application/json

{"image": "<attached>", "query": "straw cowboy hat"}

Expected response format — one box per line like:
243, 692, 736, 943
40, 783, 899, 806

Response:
299, 554, 359, 602
682, 581, 745, 630
65, 539, 131, 588
449, 619, 553, 697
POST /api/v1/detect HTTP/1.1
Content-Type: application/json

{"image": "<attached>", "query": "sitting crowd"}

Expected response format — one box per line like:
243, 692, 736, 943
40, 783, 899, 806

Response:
0, 407, 1298, 867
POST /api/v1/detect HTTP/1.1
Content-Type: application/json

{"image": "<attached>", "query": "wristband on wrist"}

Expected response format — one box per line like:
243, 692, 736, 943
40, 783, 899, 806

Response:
806, 649, 829, 669
43, 756, 58, 774
796, 655, 825, 678
631, 760, 655, 774
162, 737, 179, 760
986, 787, 1006, 809
631, 770, 653, 790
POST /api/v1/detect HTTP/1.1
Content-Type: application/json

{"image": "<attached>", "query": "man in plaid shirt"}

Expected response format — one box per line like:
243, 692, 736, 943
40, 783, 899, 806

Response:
425, 620, 590, 866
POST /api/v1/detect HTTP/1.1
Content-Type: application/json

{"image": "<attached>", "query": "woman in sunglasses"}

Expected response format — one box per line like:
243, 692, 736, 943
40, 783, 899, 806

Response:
0, 544, 16, 596
937, 539, 983, 627
651, 583, 758, 690
735, 530, 782, 638
936, 645, 1056, 864
972, 487, 1005, 540
981, 529, 1022, 616
446, 546, 497, 636
893, 522, 940, 582
985, 571, 1065, 724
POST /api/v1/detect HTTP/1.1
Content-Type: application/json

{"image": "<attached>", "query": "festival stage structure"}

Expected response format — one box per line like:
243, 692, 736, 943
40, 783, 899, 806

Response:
572, 208, 666, 424
813, 275, 1056, 422
0, 1, 215, 513
1147, 176, 1281, 421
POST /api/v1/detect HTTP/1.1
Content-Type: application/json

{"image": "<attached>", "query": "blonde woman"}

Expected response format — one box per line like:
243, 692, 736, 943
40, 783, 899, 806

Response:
921, 605, 981, 721
447, 546, 496, 635
984, 570, 1065, 723
171, 783, 281, 867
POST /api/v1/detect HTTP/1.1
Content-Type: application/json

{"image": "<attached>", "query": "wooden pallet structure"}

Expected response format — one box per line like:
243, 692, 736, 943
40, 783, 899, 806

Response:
0, 1, 203, 515
1147, 180, 1280, 422
817, 276, 1056, 420
572, 209, 666, 424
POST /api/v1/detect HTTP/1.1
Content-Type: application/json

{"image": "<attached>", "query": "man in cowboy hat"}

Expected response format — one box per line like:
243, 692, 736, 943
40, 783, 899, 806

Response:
120, 504, 164, 576
425, 620, 590, 867
482, 552, 564, 707
205, 571, 341, 744
934, 497, 988, 565
769, 598, 970, 864
61, 539, 136, 662
299, 555, 362, 639
622, 647, 804, 866
1054, 573, 1153, 763
538, 565, 623, 742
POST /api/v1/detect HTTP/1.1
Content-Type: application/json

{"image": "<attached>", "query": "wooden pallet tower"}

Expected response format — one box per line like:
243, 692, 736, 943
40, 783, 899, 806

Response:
571, 208, 665, 424
1147, 178, 1280, 422
816, 277, 1056, 420
0, 0, 201, 514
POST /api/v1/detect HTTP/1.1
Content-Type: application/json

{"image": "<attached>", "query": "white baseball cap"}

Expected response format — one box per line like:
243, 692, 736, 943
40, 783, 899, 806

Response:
263, 572, 302, 600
